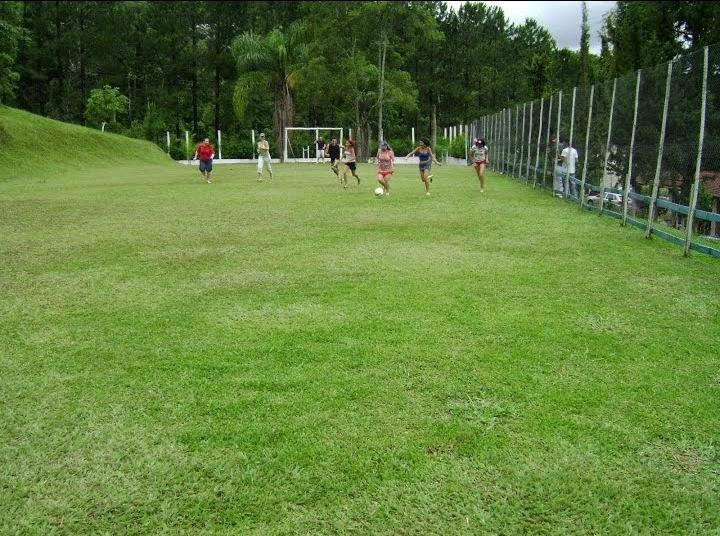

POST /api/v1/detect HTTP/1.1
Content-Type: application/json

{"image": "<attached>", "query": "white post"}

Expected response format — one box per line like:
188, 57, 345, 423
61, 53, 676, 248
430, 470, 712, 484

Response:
526, 100, 534, 181
554, 91, 563, 195
622, 71, 642, 225
166, 131, 170, 154
217, 129, 222, 160
533, 98, 544, 187
513, 106, 520, 178
283, 127, 288, 163
519, 103, 526, 180
252, 129, 256, 160
444, 127, 447, 139
579, 85, 595, 207
101, 121, 106, 132
542, 94, 554, 188
185, 130, 190, 163
349, 128, 352, 139
599, 80, 617, 215
564, 87, 577, 199
684, 46, 709, 256
645, 63, 673, 237
411, 127, 415, 145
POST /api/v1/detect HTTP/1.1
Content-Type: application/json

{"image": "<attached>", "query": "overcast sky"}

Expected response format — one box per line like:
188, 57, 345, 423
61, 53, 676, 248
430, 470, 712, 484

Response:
447, 1, 617, 53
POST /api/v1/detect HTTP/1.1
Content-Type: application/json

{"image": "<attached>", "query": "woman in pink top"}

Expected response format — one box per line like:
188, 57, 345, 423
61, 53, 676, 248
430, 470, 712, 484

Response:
376, 140, 394, 196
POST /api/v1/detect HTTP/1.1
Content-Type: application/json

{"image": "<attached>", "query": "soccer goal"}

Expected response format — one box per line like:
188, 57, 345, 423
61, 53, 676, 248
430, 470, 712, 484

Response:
284, 127, 344, 163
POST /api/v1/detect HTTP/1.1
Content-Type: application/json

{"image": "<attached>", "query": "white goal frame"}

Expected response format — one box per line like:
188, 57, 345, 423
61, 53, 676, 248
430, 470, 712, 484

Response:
284, 127, 344, 163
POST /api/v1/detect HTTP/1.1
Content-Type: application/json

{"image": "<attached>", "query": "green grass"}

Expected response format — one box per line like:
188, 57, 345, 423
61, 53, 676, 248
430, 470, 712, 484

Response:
1, 108, 720, 534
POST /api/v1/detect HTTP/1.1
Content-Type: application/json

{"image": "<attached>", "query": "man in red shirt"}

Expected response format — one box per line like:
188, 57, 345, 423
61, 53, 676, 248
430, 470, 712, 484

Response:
193, 137, 215, 183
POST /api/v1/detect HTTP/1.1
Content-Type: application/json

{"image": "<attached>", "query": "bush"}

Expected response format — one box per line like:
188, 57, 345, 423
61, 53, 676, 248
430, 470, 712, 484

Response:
221, 137, 254, 159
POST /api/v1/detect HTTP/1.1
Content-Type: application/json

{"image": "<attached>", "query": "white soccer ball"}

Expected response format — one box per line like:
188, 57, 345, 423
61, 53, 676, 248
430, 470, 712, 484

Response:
374, 187, 385, 197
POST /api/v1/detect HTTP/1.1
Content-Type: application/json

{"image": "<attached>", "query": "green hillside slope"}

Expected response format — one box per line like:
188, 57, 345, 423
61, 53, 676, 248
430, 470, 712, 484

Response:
0, 106, 171, 180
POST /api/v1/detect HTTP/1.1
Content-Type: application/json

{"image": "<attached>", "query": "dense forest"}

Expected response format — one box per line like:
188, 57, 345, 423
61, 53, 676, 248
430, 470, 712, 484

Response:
1, 1, 718, 160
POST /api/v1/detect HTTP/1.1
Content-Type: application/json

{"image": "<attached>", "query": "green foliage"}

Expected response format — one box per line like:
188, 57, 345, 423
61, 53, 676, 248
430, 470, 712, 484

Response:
85, 85, 129, 127
0, 1, 23, 103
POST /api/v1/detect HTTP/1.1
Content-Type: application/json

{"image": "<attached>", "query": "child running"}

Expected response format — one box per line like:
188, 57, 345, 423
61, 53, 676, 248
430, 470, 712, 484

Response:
376, 140, 395, 196
469, 138, 489, 192
326, 137, 341, 180
405, 136, 441, 196
341, 139, 360, 188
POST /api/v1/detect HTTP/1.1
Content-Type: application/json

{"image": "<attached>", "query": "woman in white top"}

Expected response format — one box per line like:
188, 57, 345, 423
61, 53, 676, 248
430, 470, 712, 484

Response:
469, 138, 489, 192
341, 139, 360, 188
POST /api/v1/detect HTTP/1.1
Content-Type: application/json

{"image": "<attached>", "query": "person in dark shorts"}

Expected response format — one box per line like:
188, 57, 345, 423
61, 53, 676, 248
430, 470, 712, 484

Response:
315, 138, 326, 164
326, 138, 341, 179
193, 137, 215, 183
341, 139, 360, 188
406, 136, 441, 196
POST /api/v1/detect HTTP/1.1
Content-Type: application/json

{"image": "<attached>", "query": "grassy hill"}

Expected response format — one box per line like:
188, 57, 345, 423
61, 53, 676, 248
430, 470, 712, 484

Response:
0, 106, 170, 180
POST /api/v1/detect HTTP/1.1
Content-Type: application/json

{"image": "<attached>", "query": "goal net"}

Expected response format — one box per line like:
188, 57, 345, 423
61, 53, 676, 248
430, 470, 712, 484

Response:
284, 127, 344, 163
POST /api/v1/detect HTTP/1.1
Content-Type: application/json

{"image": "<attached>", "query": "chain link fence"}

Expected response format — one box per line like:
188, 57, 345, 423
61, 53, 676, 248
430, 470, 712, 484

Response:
475, 44, 720, 258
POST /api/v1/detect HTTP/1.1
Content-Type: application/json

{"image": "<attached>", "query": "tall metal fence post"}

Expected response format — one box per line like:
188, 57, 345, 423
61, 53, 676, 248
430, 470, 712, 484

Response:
506, 108, 512, 174
500, 111, 506, 173
622, 70, 642, 225
513, 105, 520, 178
579, 85, 594, 209
519, 103, 527, 181
525, 100, 534, 182
684, 45, 709, 256
598, 79, 617, 215
542, 94, 554, 190
645, 62, 673, 238
185, 131, 190, 163
533, 98, 544, 188
564, 87, 577, 199
553, 91, 563, 197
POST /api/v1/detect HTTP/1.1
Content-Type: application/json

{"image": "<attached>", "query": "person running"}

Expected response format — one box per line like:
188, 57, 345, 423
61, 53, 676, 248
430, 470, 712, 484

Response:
315, 137, 326, 164
256, 133, 273, 181
405, 136, 441, 196
193, 137, 215, 183
326, 137, 341, 180
469, 138, 489, 192
376, 140, 395, 196
341, 139, 360, 188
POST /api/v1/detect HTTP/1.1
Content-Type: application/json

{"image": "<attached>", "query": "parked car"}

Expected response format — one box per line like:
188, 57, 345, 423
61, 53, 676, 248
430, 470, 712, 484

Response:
586, 192, 629, 207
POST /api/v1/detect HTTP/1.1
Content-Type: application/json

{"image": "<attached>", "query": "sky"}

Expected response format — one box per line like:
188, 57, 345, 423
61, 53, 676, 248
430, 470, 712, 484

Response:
446, 1, 617, 53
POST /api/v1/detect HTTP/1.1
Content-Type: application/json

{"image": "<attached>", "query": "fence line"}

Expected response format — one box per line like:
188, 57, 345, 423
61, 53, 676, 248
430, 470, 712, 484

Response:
473, 43, 720, 258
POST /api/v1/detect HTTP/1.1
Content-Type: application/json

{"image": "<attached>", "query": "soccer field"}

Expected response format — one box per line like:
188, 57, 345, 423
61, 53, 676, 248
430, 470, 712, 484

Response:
2, 158, 720, 534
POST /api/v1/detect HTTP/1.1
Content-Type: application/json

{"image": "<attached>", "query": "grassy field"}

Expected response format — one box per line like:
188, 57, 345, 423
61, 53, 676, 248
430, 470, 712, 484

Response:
1, 108, 720, 534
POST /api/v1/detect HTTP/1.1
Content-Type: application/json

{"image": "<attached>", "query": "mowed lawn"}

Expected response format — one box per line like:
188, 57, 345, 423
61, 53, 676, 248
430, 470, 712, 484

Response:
1, 160, 719, 535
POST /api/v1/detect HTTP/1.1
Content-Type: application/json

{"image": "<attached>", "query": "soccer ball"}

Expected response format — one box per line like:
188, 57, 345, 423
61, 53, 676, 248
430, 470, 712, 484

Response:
374, 187, 385, 197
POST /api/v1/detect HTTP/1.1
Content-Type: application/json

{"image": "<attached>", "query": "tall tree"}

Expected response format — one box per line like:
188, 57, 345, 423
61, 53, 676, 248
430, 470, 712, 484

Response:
579, 1, 591, 87
232, 23, 309, 159
0, 1, 23, 104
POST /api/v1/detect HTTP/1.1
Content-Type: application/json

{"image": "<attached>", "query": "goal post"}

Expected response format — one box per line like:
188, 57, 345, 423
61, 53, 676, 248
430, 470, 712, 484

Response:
284, 127, 344, 163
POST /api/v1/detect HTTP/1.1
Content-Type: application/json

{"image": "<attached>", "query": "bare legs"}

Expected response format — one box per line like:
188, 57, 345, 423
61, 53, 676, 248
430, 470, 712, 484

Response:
421, 169, 431, 195
378, 174, 390, 195
475, 163, 485, 192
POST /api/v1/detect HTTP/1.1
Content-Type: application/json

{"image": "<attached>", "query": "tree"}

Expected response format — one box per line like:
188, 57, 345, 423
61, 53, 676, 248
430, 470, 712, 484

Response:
579, 1, 591, 87
232, 23, 309, 159
0, 1, 24, 103
85, 85, 129, 128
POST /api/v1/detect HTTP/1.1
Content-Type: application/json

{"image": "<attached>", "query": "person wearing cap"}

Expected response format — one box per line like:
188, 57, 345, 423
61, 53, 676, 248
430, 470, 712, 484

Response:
376, 140, 395, 196
469, 138, 489, 193
256, 133, 273, 181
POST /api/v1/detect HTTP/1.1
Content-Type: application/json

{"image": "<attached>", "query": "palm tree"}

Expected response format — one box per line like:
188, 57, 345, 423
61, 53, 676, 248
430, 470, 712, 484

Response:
232, 24, 308, 160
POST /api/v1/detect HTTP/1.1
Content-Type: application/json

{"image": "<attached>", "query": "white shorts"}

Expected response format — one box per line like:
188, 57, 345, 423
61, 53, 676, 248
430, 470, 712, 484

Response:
316, 149, 325, 158
258, 154, 272, 172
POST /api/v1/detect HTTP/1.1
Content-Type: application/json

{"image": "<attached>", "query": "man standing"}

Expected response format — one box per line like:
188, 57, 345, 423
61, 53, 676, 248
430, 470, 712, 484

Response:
193, 137, 215, 183
315, 137, 326, 164
560, 138, 579, 198
257, 133, 273, 181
